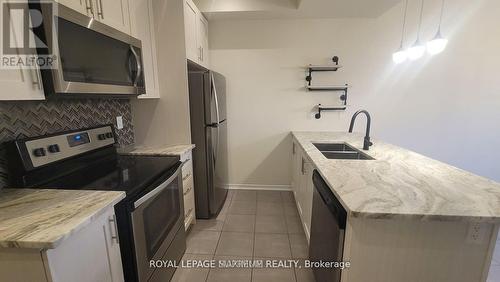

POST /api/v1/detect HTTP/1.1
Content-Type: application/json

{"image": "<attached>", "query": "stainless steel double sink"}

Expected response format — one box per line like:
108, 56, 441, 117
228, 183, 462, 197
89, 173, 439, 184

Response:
313, 143, 374, 160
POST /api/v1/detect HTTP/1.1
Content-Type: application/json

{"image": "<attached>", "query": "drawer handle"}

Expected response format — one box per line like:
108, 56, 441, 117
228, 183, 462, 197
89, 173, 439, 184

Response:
182, 172, 191, 181
182, 158, 191, 166
183, 186, 193, 196
108, 215, 119, 244
185, 208, 193, 219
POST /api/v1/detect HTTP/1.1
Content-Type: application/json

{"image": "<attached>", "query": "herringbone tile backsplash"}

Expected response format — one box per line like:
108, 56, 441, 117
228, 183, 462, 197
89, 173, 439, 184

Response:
0, 98, 134, 188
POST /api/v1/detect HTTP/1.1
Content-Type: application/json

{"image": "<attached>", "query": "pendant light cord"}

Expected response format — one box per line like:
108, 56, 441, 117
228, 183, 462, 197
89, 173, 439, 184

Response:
399, 0, 409, 48
416, 0, 425, 42
438, 0, 445, 33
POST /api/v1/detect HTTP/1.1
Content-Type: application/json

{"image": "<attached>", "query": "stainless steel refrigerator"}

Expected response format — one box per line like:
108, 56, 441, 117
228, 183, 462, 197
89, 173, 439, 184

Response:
188, 64, 228, 219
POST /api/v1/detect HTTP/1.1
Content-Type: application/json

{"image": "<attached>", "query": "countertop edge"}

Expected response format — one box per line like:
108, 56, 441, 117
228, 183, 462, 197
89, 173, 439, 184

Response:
291, 131, 500, 223
118, 144, 196, 156
0, 191, 125, 250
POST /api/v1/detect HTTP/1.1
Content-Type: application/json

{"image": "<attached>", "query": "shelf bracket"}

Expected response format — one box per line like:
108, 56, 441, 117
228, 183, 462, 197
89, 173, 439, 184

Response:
315, 104, 346, 119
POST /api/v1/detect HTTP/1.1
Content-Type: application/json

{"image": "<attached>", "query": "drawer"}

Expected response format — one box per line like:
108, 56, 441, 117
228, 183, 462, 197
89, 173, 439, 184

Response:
182, 171, 194, 193
182, 160, 193, 181
180, 151, 192, 163
183, 184, 195, 230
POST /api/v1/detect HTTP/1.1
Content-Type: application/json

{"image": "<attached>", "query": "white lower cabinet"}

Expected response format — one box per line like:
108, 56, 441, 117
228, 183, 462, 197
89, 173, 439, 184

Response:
180, 150, 196, 230
291, 140, 314, 242
0, 207, 124, 282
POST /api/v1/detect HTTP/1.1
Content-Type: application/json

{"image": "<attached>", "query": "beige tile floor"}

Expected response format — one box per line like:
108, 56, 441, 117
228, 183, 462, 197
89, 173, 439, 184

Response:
174, 189, 500, 281
172, 189, 315, 282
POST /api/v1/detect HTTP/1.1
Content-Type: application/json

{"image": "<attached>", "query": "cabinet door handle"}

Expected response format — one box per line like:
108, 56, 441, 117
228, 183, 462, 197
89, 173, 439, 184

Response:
301, 157, 306, 175
32, 69, 42, 90
292, 143, 296, 155
183, 185, 192, 196
97, 0, 104, 19
85, 0, 94, 16
108, 215, 119, 244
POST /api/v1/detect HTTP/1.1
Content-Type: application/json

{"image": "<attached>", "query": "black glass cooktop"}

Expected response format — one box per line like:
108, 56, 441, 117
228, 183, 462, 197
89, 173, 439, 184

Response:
17, 151, 180, 202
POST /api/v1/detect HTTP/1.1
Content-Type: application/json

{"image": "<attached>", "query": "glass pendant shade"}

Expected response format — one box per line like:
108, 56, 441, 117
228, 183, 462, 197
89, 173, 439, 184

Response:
407, 41, 426, 60
392, 48, 408, 64
427, 31, 448, 55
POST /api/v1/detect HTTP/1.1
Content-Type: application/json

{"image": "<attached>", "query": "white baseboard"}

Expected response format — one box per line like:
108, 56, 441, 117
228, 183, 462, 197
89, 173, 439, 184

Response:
225, 184, 292, 191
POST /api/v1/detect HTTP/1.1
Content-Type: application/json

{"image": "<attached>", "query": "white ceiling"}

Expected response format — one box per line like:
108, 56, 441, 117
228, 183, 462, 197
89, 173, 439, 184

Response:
194, 0, 402, 21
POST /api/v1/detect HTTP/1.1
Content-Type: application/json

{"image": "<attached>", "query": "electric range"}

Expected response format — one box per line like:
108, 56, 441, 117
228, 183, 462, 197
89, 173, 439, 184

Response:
5, 125, 186, 282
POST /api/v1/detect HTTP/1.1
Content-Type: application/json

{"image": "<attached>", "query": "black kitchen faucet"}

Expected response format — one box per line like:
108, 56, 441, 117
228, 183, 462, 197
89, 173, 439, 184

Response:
348, 110, 373, 150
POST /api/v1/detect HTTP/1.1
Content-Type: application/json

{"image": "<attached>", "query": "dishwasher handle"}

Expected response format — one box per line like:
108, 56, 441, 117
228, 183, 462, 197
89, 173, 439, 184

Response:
312, 170, 347, 229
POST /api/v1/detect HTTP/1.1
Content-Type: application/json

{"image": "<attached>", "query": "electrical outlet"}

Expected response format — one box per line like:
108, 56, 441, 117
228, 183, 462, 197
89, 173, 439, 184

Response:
116, 116, 124, 130
466, 223, 489, 244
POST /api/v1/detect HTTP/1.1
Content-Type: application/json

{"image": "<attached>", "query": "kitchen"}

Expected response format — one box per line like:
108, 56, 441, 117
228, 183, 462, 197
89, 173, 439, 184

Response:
1, 0, 500, 282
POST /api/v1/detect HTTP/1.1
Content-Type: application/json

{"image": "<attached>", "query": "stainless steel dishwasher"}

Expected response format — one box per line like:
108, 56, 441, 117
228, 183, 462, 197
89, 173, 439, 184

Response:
309, 170, 348, 282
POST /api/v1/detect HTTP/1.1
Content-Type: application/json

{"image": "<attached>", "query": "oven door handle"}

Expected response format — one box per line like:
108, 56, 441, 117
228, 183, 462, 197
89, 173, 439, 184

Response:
133, 165, 181, 209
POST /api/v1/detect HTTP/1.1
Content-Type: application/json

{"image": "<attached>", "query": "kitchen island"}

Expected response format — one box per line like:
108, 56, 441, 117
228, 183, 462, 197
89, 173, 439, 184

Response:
291, 131, 500, 282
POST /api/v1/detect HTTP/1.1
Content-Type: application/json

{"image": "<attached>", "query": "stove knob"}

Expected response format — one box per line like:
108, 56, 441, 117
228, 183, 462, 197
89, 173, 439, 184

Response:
98, 134, 106, 140
48, 144, 60, 153
105, 132, 113, 139
33, 148, 46, 157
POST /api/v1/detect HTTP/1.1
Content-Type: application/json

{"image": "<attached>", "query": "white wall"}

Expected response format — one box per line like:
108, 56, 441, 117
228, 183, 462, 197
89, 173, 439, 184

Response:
131, 0, 192, 147
209, 0, 500, 186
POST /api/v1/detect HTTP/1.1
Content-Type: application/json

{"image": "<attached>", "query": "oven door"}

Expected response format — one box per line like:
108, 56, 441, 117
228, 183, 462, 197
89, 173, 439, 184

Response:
34, 3, 145, 96
131, 166, 184, 281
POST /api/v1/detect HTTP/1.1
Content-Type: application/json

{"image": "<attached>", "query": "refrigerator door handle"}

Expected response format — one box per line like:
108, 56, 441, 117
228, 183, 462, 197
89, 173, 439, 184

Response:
211, 73, 221, 124
215, 125, 220, 167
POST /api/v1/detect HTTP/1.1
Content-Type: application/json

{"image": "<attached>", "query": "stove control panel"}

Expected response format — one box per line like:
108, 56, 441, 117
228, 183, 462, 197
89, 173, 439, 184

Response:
18, 125, 116, 170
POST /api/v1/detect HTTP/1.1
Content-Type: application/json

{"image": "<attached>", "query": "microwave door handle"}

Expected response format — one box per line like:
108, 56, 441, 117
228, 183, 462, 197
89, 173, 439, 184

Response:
133, 166, 181, 209
130, 46, 142, 87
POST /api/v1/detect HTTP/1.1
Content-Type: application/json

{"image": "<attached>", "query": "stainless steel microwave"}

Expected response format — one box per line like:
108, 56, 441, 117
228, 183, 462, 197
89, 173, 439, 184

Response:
32, 3, 145, 96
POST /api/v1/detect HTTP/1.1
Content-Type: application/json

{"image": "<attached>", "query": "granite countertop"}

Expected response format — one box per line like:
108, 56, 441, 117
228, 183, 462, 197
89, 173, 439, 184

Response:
292, 131, 500, 222
119, 144, 195, 156
0, 189, 125, 249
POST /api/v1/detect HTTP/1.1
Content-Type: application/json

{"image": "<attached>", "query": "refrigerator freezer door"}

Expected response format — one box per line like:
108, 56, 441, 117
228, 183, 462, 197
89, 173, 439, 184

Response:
207, 71, 227, 125
206, 121, 228, 215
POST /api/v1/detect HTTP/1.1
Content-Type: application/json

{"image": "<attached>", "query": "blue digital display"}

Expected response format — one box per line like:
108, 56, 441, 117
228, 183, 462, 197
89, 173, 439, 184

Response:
67, 132, 90, 147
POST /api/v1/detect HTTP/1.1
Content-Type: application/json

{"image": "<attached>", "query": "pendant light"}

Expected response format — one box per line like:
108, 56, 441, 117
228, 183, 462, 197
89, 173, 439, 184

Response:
427, 0, 448, 55
407, 0, 426, 60
393, 0, 409, 64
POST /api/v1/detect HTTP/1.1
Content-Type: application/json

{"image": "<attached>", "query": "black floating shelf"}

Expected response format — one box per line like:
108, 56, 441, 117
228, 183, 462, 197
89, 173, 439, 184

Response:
307, 85, 349, 91
307, 65, 343, 72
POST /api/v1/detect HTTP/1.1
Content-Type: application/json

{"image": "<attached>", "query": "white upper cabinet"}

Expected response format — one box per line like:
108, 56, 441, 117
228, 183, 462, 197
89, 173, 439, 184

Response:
184, 0, 199, 63
197, 15, 209, 67
183, 0, 209, 68
130, 0, 160, 99
55, 0, 131, 34
93, 0, 131, 34
55, 0, 88, 15
0, 0, 45, 101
